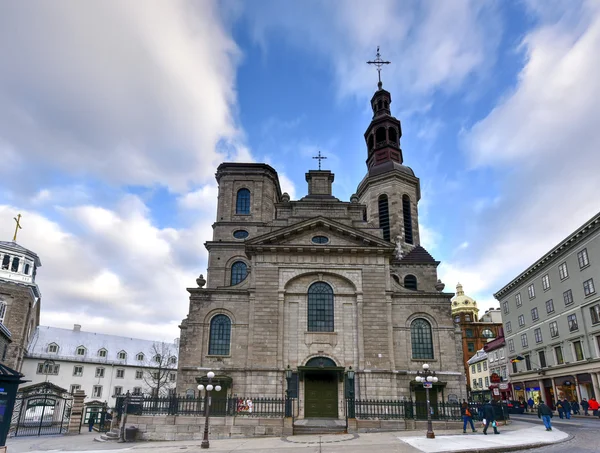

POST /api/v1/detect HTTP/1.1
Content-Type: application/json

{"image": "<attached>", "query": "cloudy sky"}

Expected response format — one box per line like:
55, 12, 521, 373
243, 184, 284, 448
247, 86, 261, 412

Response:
1, 0, 599, 342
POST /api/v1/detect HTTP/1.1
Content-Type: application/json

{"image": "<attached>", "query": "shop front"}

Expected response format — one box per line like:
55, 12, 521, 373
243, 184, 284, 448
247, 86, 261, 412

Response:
576, 373, 594, 400
513, 384, 525, 403
524, 381, 541, 405
554, 376, 577, 402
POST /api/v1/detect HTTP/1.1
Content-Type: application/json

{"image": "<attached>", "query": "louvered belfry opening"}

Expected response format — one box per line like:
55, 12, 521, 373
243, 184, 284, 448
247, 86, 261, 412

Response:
378, 194, 390, 241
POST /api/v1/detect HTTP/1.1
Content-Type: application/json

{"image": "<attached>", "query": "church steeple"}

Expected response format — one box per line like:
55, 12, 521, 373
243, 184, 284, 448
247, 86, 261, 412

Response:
364, 48, 403, 169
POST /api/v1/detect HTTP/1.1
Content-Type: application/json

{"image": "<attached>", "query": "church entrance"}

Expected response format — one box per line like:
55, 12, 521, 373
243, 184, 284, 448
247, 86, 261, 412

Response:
304, 372, 338, 418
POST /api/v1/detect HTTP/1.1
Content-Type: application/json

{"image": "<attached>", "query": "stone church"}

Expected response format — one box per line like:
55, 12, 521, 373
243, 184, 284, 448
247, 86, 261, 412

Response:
177, 80, 465, 419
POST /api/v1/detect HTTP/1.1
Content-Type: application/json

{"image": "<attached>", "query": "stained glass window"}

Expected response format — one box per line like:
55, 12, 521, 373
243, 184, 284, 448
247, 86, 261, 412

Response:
209, 315, 231, 356
411, 319, 433, 359
308, 282, 334, 332
236, 189, 251, 214
231, 261, 247, 285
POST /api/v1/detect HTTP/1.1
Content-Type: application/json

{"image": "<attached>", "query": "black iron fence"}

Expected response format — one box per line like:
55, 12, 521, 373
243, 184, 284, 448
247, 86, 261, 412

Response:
351, 400, 463, 421
116, 395, 287, 418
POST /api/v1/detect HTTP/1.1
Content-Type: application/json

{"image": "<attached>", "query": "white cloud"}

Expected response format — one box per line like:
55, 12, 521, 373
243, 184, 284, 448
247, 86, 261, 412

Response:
178, 185, 219, 211
448, 0, 600, 303
0, 1, 242, 193
0, 203, 202, 342
245, 0, 501, 103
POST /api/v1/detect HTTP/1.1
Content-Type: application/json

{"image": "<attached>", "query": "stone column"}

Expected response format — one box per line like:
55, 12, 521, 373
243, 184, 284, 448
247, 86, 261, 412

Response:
67, 390, 87, 434
591, 372, 600, 398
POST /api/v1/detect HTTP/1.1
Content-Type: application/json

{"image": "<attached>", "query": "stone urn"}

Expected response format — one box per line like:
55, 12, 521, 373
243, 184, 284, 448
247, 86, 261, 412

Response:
196, 274, 206, 288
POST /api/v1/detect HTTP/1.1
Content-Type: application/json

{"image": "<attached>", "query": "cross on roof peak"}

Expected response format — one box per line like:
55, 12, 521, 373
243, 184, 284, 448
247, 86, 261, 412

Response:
367, 46, 391, 89
312, 151, 327, 170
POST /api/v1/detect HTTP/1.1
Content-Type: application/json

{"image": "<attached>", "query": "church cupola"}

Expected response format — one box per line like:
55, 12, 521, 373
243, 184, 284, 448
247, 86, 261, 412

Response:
364, 48, 403, 169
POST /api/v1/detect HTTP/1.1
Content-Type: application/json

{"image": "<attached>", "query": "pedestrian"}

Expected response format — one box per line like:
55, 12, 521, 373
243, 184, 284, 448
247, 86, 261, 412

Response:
556, 400, 564, 419
571, 399, 580, 415
561, 398, 572, 419
482, 400, 500, 435
527, 397, 534, 413
461, 400, 477, 434
88, 413, 96, 432
537, 400, 553, 431
581, 398, 589, 416
588, 397, 600, 417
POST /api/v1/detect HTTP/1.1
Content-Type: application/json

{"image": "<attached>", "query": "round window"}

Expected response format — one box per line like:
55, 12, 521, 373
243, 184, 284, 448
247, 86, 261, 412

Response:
312, 236, 329, 244
233, 230, 249, 239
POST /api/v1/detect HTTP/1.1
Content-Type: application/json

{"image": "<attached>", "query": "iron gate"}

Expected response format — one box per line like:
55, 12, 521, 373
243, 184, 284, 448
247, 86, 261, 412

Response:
9, 382, 73, 437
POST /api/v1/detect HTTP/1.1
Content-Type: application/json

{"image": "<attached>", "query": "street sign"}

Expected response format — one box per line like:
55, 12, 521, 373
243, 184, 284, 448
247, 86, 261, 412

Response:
423, 382, 432, 389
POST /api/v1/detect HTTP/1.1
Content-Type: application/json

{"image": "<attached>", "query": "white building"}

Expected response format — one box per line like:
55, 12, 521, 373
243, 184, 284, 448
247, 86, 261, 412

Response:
21, 324, 179, 406
468, 348, 491, 402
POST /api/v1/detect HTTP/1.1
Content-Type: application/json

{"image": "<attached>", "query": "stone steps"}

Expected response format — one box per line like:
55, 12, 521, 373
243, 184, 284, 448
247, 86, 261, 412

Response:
293, 425, 347, 435
94, 430, 120, 442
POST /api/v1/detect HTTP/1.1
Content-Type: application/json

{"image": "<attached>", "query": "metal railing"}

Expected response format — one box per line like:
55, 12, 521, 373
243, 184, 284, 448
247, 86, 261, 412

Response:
116, 395, 288, 418
350, 399, 463, 421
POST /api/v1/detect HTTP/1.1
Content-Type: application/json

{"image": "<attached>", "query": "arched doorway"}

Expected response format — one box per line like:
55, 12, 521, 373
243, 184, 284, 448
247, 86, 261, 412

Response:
299, 357, 343, 418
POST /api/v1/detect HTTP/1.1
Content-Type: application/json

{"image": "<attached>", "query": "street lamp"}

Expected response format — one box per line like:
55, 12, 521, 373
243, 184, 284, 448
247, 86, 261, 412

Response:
415, 363, 439, 439
198, 371, 222, 449
43, 359, 56, 383
346, 367, 355, 419
285, 365, 293, 417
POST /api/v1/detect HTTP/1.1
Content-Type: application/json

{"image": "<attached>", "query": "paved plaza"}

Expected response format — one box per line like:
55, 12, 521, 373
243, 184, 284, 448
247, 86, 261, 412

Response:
5, 420, 570, 453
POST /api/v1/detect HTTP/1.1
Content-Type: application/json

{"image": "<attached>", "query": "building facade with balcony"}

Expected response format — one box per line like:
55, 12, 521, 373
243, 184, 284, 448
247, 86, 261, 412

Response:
494, 211, 600, 406
21, 324, 179, 407
483, 330, 512, 401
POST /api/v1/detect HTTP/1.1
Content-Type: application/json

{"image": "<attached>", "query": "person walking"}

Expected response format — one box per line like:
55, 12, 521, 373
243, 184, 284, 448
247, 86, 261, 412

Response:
88, 413, 96, 432
571, 399, 580, 415
561, 398, 572, 419
527, 397, 534, 413
537, 400, 553, 431
482, 400, 500, 435
581, 398, 589, 416
556, 399, 564, 419
588, 397, 600, 417
461, 400, 477, 433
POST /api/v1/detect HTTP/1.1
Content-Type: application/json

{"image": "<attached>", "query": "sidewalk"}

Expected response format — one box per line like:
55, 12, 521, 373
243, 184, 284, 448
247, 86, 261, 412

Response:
5, 420, 569, 453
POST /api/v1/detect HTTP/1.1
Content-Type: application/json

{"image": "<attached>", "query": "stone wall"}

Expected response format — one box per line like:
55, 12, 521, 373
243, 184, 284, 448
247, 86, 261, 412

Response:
126, 415, 289, 441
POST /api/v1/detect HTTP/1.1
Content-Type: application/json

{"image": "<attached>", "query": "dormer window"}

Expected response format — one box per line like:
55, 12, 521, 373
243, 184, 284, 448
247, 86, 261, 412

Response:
169, 356, 177, 365
76, 346, 86, 356
136, 353, 145, 361
118, 351, 127, 360
98, 349, 107, 358
154, 354, 162, 363
48, 343, 59, 353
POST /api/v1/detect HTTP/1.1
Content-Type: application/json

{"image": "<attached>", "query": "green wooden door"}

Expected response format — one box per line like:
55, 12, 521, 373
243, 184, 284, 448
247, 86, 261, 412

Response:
305, 373, 338, 418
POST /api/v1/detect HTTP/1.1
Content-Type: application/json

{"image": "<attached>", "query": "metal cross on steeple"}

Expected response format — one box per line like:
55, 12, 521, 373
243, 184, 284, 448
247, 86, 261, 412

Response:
367, 46, 391, 89
312, 151, 327, 170
13, 213, 22, 242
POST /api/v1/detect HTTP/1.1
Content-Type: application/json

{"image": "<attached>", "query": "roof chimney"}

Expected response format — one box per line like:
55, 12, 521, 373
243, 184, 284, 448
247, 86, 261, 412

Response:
74, 324, 81, 332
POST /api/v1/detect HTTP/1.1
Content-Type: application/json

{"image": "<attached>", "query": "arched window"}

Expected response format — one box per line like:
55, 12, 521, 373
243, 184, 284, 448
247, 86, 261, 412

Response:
208, 314, 231, 356
308, 282, 334, 332
231, 261, 247, 285
377, 100, 382, 110
367, 135, 374, 152
404, 275, 417, 290
1, 255, 9, 270
10, 257, 19, 272
24, 263, 30, 275
236, 189, 251, 214
402, 195, 414, 244
378, 194, 390, 241
411, 318, 434, 359
388, 128, 397, 145
482, 329, 495, 338
375, 127, 386, 143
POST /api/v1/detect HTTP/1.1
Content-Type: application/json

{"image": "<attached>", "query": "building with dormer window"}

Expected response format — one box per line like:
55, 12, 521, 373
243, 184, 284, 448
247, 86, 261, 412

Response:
177, 77, 465, 420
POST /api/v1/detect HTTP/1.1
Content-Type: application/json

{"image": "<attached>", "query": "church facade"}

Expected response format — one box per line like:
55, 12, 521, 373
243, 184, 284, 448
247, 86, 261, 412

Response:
177, 82, 465, 419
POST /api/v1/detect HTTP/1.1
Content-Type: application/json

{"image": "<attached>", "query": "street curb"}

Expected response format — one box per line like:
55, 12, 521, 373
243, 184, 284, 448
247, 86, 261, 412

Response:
432, 432, 575, 453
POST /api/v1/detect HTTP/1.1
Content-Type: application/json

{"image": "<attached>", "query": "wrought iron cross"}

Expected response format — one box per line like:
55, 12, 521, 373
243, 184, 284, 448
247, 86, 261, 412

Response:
13, 213, 22, 241
367, 46, 391, 88
312, 151, 327, 170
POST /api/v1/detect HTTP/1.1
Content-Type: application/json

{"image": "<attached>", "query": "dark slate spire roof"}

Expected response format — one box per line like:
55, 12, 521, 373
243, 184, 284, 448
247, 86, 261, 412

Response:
0, 241, 42, 266
398, 245, 439, 264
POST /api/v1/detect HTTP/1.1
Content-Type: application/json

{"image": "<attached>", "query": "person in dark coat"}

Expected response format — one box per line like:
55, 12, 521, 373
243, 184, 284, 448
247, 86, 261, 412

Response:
561, 398, 572, 419
537, 400, 553, 431
88, 413, 96, 432
581, 398, 589, 416
482, 400, 499, 435
556, 400, 564, 419
571, 399, 580, 415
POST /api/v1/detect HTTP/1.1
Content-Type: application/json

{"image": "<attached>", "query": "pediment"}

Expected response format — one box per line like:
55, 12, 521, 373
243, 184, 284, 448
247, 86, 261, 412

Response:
245, 216, 395, 251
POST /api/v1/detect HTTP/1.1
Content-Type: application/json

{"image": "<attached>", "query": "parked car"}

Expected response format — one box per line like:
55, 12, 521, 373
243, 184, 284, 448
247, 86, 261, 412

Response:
502, 400, 525, 414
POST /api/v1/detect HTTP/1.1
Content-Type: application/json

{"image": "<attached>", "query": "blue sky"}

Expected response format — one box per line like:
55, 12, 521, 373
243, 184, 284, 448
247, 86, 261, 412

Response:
1, 0, 600, 341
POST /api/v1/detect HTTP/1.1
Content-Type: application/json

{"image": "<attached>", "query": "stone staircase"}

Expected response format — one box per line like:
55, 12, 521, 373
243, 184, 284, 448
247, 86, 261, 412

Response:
94, 429, 120, 442
293, 418, 347, 435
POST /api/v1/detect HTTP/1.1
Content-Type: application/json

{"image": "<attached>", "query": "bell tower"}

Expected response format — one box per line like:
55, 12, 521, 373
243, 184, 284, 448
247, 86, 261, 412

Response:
357, 48, 421, 251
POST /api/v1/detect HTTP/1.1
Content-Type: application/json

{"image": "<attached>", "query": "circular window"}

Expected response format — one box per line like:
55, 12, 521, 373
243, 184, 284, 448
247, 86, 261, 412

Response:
312, 236, 329, 244
233, 230, 249, 239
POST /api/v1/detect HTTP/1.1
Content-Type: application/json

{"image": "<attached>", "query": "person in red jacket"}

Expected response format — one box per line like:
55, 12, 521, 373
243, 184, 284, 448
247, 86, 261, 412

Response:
588, 397, 600, 417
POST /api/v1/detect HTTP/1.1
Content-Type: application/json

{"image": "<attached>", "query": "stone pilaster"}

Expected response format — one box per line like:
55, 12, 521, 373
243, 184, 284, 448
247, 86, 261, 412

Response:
66, 390, 87, 434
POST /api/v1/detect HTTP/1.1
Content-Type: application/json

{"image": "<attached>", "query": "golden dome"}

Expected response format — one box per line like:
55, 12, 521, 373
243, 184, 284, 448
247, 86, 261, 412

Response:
451, 283, 479, 316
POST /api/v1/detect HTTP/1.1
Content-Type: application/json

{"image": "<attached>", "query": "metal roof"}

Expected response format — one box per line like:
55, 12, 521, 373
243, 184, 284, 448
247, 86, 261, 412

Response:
26, 326, 179, 367
0, 241, 42, 266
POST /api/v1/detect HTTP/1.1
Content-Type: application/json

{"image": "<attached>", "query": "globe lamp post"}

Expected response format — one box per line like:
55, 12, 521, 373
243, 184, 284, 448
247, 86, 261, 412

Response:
415, 363, 439, 439
198, 371, 221, 449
